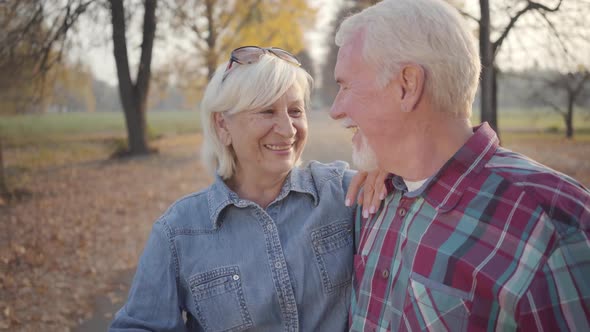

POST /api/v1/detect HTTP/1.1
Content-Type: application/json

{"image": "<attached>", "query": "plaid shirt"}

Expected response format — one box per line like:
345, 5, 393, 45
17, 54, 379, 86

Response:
350, 123, 590, 331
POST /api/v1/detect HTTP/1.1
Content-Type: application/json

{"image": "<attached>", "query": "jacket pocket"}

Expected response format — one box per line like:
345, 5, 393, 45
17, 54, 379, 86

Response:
311, 221, 354, 293
189, 266, 253, 332
404, 272, 472, 332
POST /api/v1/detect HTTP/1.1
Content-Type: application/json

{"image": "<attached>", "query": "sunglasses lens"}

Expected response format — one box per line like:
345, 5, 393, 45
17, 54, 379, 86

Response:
223, 46, 301, 83
268, 48, 301, 66
231, 46, 265, 64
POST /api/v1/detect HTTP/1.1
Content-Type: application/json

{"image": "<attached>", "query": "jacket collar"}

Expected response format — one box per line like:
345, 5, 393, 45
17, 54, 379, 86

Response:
207, 167, 319, 227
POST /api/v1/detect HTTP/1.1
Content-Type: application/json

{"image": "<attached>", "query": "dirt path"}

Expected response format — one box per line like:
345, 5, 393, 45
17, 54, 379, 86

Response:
1, 111, 588, 331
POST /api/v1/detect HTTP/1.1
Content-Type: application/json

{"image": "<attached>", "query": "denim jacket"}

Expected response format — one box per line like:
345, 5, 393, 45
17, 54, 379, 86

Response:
110, 161, 356, 331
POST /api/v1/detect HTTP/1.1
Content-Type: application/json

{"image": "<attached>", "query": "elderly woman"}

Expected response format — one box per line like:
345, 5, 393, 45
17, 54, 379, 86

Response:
110, 46, 382, 331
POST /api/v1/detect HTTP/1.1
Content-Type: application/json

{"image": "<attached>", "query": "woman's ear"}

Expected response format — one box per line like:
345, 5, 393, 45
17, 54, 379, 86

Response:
399, 64, 425, 113
214, 112, 232, 146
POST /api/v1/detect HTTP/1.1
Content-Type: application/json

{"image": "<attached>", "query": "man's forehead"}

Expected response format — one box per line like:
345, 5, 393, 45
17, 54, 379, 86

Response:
337, 29, 365, 63
335, 30, 366, 84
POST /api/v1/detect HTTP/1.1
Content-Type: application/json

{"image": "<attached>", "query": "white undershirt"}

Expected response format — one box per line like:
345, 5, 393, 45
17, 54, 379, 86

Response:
403, 178, 429, 193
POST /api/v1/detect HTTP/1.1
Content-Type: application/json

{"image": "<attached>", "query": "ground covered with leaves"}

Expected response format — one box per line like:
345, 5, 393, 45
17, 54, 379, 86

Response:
0, 135, 211, 331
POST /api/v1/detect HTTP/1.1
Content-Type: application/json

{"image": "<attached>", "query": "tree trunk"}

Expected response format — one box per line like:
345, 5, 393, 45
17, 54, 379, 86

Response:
566, 95, 574, 139
0, 138, 7, 195
109, 0, 157, 155
492, 67, 499, 140
205, 0, 218, 81
479, 0, 497, 134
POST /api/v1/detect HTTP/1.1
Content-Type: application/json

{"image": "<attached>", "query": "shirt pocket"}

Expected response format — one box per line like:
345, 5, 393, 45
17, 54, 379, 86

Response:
189, 266, 253, 332
405, 272, 472, 332
311, 221, 354, 293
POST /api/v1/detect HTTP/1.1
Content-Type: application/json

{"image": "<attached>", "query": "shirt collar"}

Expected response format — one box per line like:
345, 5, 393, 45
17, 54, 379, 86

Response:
386, 123, 499, 212
207, 167, 319, 227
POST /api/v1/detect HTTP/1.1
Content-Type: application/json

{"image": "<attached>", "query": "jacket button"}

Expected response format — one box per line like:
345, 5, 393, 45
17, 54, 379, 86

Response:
398, 208, 407, 217
233, 274, 240, 281
382, 269, 389, 279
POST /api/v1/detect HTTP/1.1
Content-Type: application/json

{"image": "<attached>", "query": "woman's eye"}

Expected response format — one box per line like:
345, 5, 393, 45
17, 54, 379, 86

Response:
260, 109, 274, 115
289, 109, 303, 117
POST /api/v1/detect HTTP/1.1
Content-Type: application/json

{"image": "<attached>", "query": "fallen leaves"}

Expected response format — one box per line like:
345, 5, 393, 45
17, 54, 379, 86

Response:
0, 135, 211, 331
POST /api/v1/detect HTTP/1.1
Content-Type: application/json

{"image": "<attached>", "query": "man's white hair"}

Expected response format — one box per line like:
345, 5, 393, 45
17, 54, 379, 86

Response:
200, 54, 313, 179
335, 0, 480, 117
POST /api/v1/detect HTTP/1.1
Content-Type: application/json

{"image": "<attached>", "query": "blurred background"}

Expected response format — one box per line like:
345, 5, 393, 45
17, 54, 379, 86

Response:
1, 0, 589, 331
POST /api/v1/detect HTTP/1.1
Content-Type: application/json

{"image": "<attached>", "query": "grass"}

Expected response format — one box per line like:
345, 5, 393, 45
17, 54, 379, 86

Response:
471, 107, 590, 132
0, 110, 201, 146
0, 111, 201, 188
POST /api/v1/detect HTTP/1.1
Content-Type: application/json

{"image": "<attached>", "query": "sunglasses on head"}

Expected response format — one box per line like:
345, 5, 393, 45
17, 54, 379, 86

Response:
222, 46, 301, 82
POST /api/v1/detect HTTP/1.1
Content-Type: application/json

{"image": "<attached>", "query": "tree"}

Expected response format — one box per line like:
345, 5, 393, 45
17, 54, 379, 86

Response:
109, 0, 157, 155
168, 0, 315, 98
50, 61, 97, 112
519, 0, 590, 138
0, 0, 84, 114
0, 0, 94, 196
470, 1, 564, 134
1, 0, 161, 156
535, 71, 589, 138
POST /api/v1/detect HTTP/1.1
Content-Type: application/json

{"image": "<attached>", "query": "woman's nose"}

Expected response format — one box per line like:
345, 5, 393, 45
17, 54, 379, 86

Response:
274, 112, 296, 137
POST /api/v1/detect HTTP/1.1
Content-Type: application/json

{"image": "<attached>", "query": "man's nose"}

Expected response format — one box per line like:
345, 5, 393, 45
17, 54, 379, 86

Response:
329, 100, 344, 120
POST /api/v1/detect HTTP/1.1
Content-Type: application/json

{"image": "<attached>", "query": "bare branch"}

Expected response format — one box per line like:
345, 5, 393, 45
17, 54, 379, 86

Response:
572, 72, 590, 98
457, 8, 479, 23
189, 22, 204, 43
531, 90, 564, 115
493, 0, 563, 55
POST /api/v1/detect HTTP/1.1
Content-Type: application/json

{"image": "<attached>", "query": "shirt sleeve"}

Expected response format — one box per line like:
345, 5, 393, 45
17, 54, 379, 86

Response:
109, 220, 187, 331
517, 229, 590, 331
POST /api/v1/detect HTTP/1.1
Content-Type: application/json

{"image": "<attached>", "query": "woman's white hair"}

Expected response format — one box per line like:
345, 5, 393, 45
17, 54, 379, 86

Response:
335, 0, 480, 117
200, 53, 313, 179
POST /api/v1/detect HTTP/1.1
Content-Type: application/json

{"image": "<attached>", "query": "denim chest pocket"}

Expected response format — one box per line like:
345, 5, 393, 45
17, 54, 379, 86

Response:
189, 266, 253, 332
311, 221, 354, 293
405, 272, 472, 332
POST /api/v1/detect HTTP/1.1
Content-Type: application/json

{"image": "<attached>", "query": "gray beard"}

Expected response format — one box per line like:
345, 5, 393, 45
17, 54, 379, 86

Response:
352, 135, 379, 171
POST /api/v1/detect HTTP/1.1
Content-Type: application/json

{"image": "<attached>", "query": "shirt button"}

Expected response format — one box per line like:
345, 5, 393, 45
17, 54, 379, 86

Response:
398, 208, 407, 217
382, 269, 389, 279
275, 262, 282, 269
232, 274, 240, 281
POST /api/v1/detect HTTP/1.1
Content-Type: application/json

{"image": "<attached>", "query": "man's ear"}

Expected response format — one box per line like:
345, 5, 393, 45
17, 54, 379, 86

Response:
214, 112, 232, 146
399, 64, 425, 113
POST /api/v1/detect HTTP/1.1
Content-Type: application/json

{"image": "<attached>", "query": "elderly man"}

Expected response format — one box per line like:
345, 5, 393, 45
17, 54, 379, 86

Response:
330, 0, 590, 331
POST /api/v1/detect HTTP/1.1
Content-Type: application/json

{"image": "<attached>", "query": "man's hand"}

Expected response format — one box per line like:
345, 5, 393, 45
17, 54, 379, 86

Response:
346, 170, 389, 218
